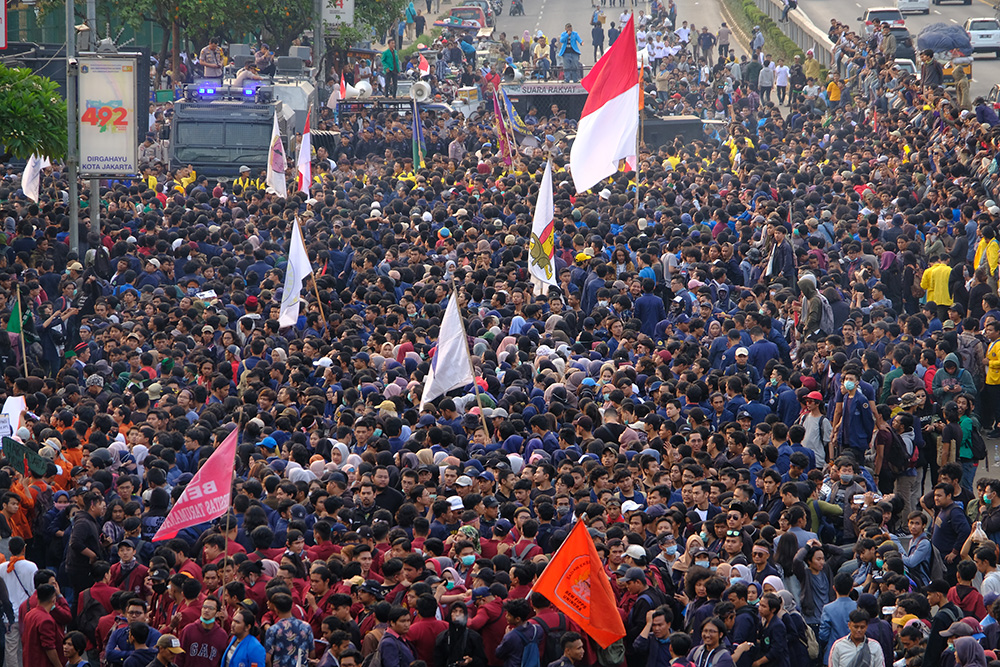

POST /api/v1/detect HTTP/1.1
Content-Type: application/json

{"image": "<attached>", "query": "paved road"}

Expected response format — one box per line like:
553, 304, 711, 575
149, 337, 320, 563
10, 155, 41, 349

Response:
792, 0, 1000, 96
492, 0, 744, 70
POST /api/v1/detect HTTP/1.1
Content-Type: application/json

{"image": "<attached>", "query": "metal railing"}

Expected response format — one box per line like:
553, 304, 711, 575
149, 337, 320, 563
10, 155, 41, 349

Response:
753, 0, 837, 67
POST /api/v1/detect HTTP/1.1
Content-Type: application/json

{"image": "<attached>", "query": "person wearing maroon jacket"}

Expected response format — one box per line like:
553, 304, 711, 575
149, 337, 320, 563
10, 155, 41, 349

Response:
238, 561, 269, 610
169, 540, 203, 581
405, 594, 448, 664
176, 596, 228, 667
21, 584, 63, 667
305, 566, 337, 636
19, 570, 72, 630
110, 540, 149, 599
161, 575, 202, 635
468, 585, 507, 667
306, 522, 337, 562
90, 561, 121, 612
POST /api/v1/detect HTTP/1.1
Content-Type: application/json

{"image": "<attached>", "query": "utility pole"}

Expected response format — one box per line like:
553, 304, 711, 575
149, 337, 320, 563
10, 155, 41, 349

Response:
66, 0, 80, 255
86, 0, 99, 237
314, 0, 325, 84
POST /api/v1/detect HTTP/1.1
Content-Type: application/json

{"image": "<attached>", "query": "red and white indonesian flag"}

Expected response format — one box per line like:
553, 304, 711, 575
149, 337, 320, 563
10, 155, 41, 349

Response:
419, 54, 431, 77
296, 108, 312, 195
570, 16, 640, 193
153, 427, 239, 541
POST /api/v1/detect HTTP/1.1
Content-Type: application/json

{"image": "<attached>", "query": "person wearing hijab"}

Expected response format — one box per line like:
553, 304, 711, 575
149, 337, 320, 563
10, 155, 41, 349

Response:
955, 636, 988, 667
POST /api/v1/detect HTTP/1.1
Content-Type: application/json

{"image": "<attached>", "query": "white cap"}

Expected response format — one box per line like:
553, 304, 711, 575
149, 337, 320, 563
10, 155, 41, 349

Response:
448, 495, 464, 511
622, 500, 643, 513
736, 347, 749, 356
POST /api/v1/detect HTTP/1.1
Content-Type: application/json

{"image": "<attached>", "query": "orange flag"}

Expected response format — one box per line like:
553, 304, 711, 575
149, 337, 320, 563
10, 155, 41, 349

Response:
530, 520, 626, 648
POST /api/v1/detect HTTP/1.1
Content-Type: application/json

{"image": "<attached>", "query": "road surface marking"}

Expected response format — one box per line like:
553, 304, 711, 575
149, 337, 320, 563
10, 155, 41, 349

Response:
933, 9, 941, 13
951, 17, 957, 22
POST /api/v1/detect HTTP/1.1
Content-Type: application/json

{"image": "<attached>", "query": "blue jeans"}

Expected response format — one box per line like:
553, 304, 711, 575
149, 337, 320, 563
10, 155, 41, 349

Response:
961, 459, 977, 494
563, 51, 582, 81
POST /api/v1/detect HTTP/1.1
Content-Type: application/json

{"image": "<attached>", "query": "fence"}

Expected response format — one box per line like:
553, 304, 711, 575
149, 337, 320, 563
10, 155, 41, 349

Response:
752, 0, 836, 68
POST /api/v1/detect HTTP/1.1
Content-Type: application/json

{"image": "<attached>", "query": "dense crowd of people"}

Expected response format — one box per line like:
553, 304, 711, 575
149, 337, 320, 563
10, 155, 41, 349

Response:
2, 1, 1000, 667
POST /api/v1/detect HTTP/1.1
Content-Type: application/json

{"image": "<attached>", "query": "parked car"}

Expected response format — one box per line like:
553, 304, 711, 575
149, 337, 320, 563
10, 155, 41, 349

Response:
965, 18, 1000, 57
859, 7, 905, 35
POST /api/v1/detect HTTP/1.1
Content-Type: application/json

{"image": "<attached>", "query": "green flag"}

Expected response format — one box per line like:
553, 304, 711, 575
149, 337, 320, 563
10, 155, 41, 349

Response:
6, 298, 20, 335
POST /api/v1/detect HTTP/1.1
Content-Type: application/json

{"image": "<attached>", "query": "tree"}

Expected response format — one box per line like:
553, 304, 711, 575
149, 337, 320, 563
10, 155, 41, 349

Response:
0, 65, 68, 161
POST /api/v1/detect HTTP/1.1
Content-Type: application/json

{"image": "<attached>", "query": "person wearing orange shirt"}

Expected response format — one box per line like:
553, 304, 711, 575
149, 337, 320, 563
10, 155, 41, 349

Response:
8, 473, 35, 541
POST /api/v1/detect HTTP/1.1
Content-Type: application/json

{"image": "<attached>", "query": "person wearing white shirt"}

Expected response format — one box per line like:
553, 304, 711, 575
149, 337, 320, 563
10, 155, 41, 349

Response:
675, 22, 690, 44
774, 58, 790, 105
1, 536, 38, 667
977, 544, 1000, 599
636, 28, 648, 50
619, 11, 631, 26
828, 610, 885, 667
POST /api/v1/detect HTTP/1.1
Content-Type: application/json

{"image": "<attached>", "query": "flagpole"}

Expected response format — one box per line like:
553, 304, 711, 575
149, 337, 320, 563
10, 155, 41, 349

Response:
451, 283, 492, 438
499, 88, 519, 167
16, 288, 26, 377
298, 219, 327, 330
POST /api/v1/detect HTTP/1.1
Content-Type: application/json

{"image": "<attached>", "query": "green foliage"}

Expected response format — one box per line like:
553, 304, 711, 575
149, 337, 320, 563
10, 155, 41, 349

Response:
725, 0, 804, 64
0, 64, 68, 161
352, 0, 408, 40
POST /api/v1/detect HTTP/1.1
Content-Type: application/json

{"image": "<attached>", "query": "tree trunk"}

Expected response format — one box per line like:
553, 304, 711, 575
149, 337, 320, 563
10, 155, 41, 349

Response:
156, 26, 170, 88
171, 19, 180, 87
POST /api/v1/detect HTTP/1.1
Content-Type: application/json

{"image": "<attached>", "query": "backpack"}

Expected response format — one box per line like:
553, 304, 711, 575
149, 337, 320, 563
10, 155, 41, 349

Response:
362, 642, 384, 667
911, 265, 926, 298
795, 612, 820, 660
76, 589, 108, 639
969, 426, 988, 462
930, 543, 946, 582
817, 294, 835, 335
885, 431, 919, 476
511, 540, 536, 564
957, 334, 986, 390
594, 639, 626, 667
535, 613, 569, 666
519, 622, 544, 667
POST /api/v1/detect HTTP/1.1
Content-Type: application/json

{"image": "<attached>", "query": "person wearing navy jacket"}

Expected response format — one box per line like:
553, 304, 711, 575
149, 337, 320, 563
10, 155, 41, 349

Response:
221, 609, 266, 667
733, 593, 788, 667
377, 606, 415, 667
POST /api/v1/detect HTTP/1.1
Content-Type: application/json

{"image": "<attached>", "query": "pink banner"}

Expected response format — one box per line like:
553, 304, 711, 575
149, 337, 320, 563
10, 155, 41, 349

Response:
153, 427, 239, 541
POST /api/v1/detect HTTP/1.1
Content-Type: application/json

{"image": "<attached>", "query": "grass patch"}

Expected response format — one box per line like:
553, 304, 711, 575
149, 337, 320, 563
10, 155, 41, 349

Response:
400, 29, 443, 58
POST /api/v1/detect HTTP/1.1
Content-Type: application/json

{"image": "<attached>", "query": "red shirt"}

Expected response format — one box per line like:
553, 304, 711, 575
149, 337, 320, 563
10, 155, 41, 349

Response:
90, 581, 118, 614
177, 559, 203, 581
306, 542, 336, 562
406, 616, 448, 664
22, 605, 64, 667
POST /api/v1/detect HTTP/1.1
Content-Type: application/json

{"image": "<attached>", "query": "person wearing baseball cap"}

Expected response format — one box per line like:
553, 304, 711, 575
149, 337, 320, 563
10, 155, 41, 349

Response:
154, 634, 185, 664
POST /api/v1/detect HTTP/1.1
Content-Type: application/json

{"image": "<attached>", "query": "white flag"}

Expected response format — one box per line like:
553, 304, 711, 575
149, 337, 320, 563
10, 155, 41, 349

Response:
265, 114, 287, 198
22, 154, 50, 203
528, 160, 557, 297
296, 108, 312, 195
278, 218, 313, 328
420, 291, 475, 408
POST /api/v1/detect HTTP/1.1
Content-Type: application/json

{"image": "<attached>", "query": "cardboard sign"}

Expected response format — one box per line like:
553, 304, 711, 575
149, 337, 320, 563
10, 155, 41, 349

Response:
0, 414, 11, 439
2, 437, 48, 477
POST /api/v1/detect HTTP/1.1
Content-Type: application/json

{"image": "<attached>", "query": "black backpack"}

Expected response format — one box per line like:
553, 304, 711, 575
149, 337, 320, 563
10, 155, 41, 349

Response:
76, 589, 108, 638
970, 426, 988, 462
535, 613, 569, 666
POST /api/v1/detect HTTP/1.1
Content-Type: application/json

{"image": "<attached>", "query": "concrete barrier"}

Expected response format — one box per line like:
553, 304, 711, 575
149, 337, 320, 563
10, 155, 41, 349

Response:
753, 0, 836, 67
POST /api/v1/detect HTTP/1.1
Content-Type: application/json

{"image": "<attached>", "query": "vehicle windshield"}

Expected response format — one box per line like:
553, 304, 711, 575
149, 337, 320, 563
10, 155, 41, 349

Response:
869, 10, 902, 21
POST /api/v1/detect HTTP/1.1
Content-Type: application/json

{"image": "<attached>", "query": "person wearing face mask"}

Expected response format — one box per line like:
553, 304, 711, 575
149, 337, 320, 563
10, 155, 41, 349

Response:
435, 601, 488, 667
176, 596, 228, 667
830, 368, 876, 463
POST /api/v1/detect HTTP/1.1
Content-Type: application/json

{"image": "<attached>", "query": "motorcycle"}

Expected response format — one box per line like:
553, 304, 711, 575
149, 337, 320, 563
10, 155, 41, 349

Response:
510, 0, 524, 15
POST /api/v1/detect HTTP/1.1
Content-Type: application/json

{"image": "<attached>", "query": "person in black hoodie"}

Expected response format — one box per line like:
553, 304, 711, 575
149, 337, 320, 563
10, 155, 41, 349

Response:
434, 601, 488, 667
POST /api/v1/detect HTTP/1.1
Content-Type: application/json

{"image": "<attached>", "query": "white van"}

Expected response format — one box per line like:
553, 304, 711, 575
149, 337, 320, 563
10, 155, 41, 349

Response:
896, 0, 929, 15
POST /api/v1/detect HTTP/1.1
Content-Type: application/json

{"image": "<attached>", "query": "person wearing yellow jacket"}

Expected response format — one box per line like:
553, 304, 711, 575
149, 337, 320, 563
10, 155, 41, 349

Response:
985, 321, 1000, 438
920, 254, 953, 320
975, 227, 1000, 292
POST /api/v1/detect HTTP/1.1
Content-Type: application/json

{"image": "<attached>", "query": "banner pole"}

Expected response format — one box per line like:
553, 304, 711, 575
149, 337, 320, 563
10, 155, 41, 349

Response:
17, 289, 27, 377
